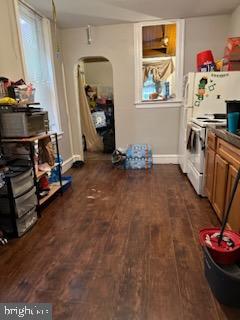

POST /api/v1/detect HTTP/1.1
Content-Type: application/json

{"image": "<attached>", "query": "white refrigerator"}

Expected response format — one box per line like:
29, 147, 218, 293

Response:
178, 71, 240, 173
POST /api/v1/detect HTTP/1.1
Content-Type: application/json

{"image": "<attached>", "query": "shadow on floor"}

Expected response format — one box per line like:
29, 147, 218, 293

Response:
84, 151, 111, 161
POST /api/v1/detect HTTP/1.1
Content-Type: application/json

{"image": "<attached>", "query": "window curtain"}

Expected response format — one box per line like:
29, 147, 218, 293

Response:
78, 66, 103, 152
18, 2, 60, 132
143, 58, 174, 83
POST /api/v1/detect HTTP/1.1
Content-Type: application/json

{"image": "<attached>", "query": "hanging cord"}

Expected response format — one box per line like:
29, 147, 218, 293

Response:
51, 0, 60, 57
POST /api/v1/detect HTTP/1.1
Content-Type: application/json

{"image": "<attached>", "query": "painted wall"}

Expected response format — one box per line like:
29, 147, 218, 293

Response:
84, 61, 113, 88
0, 0, 24, 80
0, 0, 73, 163
61, 15, 230, 156
229, 5, 240, 36
0, 1, 232, 159
184, 15, 230, 74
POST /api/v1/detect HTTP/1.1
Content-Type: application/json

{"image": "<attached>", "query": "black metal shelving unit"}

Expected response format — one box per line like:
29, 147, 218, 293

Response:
0, 132, 63, 237
1, 133, 63, 211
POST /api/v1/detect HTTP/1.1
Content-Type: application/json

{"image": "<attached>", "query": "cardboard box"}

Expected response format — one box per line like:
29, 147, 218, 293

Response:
224, 37, 240, 62
222, 61, 240, 71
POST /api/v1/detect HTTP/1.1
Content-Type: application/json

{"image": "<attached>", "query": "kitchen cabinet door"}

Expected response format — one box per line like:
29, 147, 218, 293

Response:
212, 154, 229, 221
204, 147, 215, 202
225, 165, 240, 232
207, 131, 216, 151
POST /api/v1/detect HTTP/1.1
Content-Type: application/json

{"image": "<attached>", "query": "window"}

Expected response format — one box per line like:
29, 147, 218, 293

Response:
17, 1, 61, 132
134, 20, 184, 106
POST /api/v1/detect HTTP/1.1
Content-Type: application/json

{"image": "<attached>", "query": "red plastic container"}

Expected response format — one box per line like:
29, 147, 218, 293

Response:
39, 175, 50, 190
199, 228, 240, 265
197, 50, 214, 71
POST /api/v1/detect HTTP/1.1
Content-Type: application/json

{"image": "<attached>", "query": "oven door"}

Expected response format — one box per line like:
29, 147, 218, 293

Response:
188, 124, 206, 174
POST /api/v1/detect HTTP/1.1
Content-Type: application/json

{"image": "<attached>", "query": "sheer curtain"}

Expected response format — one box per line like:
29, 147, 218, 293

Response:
78, 66, 103, 152
18, 2, 60, 132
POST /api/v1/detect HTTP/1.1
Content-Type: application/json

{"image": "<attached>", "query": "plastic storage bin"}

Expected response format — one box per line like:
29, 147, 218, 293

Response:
203, 246, 240, 307
16, 207, 37, 237
15, 187, 37, 218
0, 207, 37, 237
4, 168, 34, 197
14, 87, 35, 103
0, 187, 37, 218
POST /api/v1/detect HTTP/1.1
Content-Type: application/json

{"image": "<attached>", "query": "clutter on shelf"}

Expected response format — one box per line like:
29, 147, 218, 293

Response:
0, 77, 35, 105
196, 37, 240, 72
39, 175, 51, 199
223, 37, 240, 71
0, 74, 72, 240
197, 50, 215, 72
0, 77, 49, 139
49, 155, 63, 183
0, 229, 8, 245
0, 133, 65, 238
60, 176, 72, 192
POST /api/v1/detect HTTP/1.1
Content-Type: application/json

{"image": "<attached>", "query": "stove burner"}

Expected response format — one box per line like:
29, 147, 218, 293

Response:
202, 120, 225, 123
196, 117, 209, 120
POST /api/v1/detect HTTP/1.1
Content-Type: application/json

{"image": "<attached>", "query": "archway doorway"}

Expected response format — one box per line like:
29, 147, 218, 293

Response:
78, 57, 115, 161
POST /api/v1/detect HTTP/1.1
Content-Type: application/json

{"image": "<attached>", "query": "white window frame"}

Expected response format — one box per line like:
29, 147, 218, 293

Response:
14, 0, 62, 134
134, 19, 185, 108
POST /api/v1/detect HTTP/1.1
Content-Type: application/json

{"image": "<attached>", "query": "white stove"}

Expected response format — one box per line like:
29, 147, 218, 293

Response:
192, 116, 226, 128
187, 115, 226, 196
179, 71, 240, 195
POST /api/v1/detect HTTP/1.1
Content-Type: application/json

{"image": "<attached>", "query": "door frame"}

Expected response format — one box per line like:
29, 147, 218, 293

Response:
74, 56, 114, 159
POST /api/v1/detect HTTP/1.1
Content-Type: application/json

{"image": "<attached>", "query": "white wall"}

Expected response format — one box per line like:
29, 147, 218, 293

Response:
61, 15, 230, 156
184, 15, 230, 74
84, 61, 113, 88
0, 0, 24, 80
0, 0, 73, 164
61, 24, 135, 156
61, 24, 178, 156
229, 5, 240, 36
0, 0, 231, 160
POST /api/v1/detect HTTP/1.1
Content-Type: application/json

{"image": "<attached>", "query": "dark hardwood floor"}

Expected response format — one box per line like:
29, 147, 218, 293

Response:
1, 161, 240, 320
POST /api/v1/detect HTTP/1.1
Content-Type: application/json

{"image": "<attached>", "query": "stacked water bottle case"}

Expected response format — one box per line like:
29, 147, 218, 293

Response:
125, 144, 153, 169
0, 168, 38, 237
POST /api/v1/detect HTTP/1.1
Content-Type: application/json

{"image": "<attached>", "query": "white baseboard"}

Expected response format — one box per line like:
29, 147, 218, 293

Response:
62, 157, 73, 173
152, 154, 179, 164
62, 154, 82, 173
73, 154, 82, 162
62, 154, 179, 171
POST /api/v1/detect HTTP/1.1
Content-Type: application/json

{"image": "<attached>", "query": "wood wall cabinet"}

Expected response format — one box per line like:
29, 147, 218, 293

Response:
142, 24, 176, 58
205, 131, 240, 231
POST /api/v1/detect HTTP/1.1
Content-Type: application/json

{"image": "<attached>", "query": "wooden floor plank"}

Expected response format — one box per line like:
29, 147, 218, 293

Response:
0, 161, 239, 319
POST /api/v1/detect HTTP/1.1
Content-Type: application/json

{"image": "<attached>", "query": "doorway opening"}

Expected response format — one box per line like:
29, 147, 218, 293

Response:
78, 57, 115, 161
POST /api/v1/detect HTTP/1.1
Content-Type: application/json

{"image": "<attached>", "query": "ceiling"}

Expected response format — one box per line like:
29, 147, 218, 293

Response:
25, 0, 239, 28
